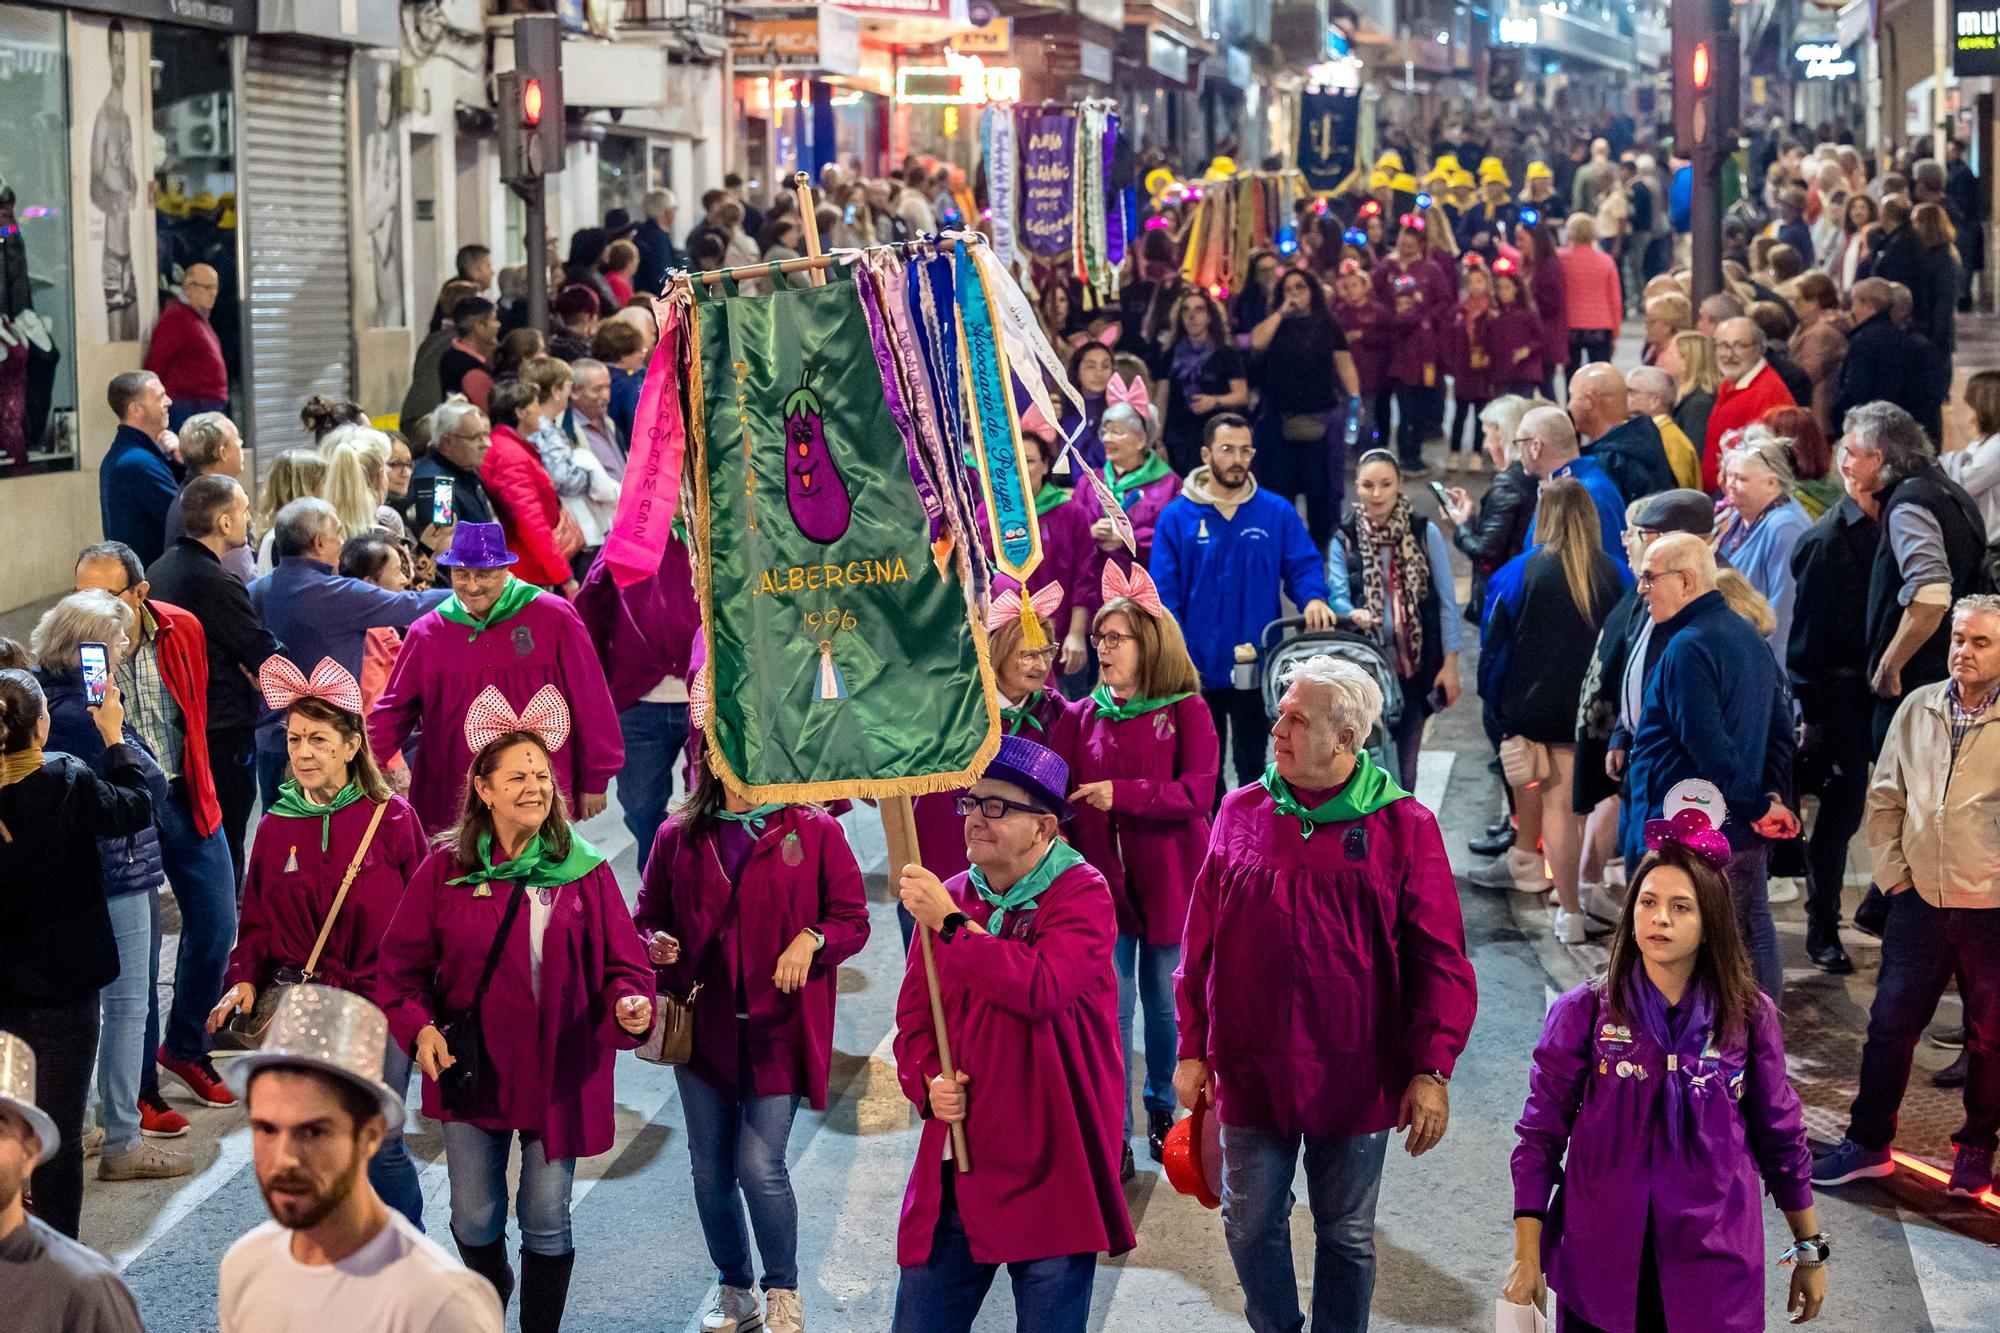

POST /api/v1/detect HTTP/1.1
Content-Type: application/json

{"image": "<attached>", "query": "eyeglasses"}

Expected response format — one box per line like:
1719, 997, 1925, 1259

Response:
1510, 435, 1539, 451
387, 459, 416, 473
1011, 648, 1058, 666
1636, 568, 1691, 590
1715, 339, 1760, 353
1208, 444, 1255, 459
1090, 630, 1135, 650
953, 794, 1050, 820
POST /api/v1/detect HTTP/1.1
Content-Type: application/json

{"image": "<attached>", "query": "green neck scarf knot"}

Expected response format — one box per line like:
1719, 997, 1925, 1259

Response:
1033, 483, 1072, 516
447, 827, 607, 890
437, 577, 540, 641
1089, 684, 1192, 722
1259, 752, 1407, 839
969, 839, 1086, 935
1104, 454, 1172, 505
267, 779, 366, 852
715, 803, 786, 836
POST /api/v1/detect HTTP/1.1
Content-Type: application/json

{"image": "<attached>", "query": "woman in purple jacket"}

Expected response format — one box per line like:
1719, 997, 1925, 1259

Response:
1071, 390, 1176, 572
376, 685, 655, 1332
634, 766, 870, 1333
1053, 562, 1217, 1176
1508, 832, 1828, 1332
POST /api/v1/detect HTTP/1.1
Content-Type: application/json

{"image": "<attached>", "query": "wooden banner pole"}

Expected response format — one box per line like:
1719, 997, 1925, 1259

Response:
788, 168, 969, 1171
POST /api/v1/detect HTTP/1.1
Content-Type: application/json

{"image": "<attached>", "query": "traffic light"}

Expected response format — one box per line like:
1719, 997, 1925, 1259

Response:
1672, 0, 1736, 154
499, 15, 564, 188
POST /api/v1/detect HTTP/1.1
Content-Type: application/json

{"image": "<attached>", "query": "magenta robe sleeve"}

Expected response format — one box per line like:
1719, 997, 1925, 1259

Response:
555, 603, 624, 798
374, 852, 449, 1055
808, 819, 871, 977
1107, 695, 1219, 820
225, 831, 281, 990
1740, 996, 1814, 1213
893, 939, 942, 1113
1511, 983, 1597, 1216
367, 618, 429, 765
1174, 837, 1222, 1061
950, 869, 1115, 1022
1394, 805, 1477, 1075
587, 864, 655, 1051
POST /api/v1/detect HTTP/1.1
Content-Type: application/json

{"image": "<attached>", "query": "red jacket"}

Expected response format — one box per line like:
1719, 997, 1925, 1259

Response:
148, 600, 222, 837
481, 424, 571, 587
143, 300, 228, 402
1702, 363, 1797, 491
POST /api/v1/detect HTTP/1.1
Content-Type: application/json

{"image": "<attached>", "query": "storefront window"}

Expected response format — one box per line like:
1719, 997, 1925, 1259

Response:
599, 133, 646, 222
0, 7, 78, 478
151, 26, 240, 396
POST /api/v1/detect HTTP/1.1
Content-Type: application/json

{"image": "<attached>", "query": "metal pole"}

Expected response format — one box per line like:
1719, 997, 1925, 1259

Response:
1934, 0, 1950, 164
524, 175, 548, 335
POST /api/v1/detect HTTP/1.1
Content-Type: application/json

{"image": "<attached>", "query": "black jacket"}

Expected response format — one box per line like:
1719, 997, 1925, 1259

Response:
0, 745, 154, 1006
1866, 224, 1922, 288
1483, 547, 1623, 745
1831, 313, 1931, 437
1572, 586, 1650, 813
1453, 461, 1537, 623
1788, 497, 1881, 717
145, 538, 284, 734
1585, 413, 1676, 506
1765, 344, 1814, 409
1906, 241, 1961, 355
1866, 464, 1984, 691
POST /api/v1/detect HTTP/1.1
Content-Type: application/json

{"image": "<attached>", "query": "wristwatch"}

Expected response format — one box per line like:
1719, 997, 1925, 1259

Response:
1416, 1070, 1450, 1087
1783, 1234, 1831, 1267
804, 927, 825, 951
939, 911, 970, 942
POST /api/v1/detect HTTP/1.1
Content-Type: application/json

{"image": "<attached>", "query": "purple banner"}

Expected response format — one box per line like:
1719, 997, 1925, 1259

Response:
1017, 111, 1075, 259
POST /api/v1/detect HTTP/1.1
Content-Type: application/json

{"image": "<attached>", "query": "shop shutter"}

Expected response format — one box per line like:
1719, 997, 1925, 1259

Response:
240, 38, 352, 470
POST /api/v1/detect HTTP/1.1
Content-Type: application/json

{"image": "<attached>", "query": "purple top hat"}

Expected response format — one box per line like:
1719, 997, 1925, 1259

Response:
983, 734, 1073, 821
435, 520, 519, 569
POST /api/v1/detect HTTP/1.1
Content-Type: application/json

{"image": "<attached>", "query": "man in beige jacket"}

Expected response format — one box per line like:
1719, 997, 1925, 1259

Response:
1814, 594, 2000, 1199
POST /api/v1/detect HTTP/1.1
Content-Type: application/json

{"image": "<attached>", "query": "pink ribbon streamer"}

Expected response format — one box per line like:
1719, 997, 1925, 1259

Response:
604, 299, 688, 588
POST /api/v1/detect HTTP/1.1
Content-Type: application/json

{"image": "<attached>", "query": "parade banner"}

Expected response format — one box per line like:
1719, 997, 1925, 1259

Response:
982, 106, 1019, 270
1017, 110, 1076, 259
686, 266, 999, 800
1297, 88, 1361, 195
955, 245, 1042, 585
604, 299, 688, 587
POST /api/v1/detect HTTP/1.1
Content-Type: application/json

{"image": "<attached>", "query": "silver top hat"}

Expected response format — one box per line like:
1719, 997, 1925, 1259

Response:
0, 1031, 58, 1164
222, 986, 406, 1132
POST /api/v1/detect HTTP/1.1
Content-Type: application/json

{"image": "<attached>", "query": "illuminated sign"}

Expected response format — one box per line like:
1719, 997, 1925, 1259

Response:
894, 56, 1021, 105
1956, 3, 2000, 76
1793, 41, 1856, 79
1498, 16, 1539, 45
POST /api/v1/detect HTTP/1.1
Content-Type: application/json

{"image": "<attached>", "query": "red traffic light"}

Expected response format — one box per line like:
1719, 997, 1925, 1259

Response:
522, 76, 544, 126
1691, 42, 1711, 90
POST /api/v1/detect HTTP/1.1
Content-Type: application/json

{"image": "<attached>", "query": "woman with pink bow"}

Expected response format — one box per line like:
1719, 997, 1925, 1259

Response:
907, 581, 1071, 947
376, 684, 655, 1331
1051, 562, 1219, 1178
1071, 375, 1177, 570
208, 655, 430, 1224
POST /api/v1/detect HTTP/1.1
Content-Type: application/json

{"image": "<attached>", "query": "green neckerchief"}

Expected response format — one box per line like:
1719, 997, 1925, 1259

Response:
1259, 752, 1408, 839
1001, 692, 1048, 734
672, 515, 690, 546
969, 838, 1086, 936
447, 828, 607, 889
266, 779, 366, 852
715, 803, 786, 836
1033, 483, 1072, 516
1104, 454, 1172, 506
1090, 684, 1193, 722
437, 577, 541, 641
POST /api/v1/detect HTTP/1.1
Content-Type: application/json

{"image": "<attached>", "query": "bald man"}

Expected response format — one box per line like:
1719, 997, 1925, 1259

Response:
145, 263, 230, 429
1569, 362, 1675, 503
1702, 316, 1795, 491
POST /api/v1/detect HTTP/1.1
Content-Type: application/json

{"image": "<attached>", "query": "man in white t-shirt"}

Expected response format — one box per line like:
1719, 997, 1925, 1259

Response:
218, 987, 501, 1333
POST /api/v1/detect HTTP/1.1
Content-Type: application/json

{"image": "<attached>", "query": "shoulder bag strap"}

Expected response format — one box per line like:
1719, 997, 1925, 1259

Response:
300, 799, 390, 980
465, 881, 529, 1010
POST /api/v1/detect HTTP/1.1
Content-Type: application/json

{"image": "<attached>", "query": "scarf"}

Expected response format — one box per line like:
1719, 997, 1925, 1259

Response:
715, 803, 786, 836
1090, 684, 1192, 721
266, 779, 366, 852
1033, 483, 1072, 516
1181, 465, 1258, 522
1169, 335, 1216, 401
1259, 753, 1408, 838
437, 577, 541, 642
447, 827, 607, 890
969, 838, 1086, 936
1353, 496, 1431, 678
1105, 454, 1173, 508
1621, 969, 1717, 1152
1002, 693, 1049, 734
0, 748, 45, 790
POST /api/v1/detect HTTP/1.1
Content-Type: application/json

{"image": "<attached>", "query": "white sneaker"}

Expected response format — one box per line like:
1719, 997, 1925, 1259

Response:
1581, 880, 1625, 927
1553, 906, 1612, 945
764, 1287, 803, 1333
702, 1285, 763, 1333
1767, 876, 1801, 905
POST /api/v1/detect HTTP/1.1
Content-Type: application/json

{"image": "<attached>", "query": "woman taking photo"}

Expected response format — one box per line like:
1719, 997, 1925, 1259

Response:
1715, 434, 1813, 654
377, 686, 655, 1332
483, 378, 583, 594
1073, 392, 1176, 570
1, 650, 154, 1236
1151, 290, 1247, 476
1329, 450, 1463, 790
1248, 269, 1361, 550
207, 655, 429, 1224
1477, 479, 1624, 942
1507, 836, 1826, 1331
1052, 563, 1217, 1178
1441, 395, 1543, 627
633, 767, 870, 1333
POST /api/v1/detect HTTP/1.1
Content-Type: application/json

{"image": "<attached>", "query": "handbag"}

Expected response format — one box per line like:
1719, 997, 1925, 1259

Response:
218, 800, 389, 1049
636, 863, 744, 1067
1499, 735, 1552, 790
436, 881, 528, 1114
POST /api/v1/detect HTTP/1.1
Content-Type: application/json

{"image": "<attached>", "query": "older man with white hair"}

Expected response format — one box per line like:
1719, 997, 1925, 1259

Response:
1518, 404, 1629, 570
1626, 365, 1700, 488
1703, 315, 1797, 489
1176, 656, 1475, 1333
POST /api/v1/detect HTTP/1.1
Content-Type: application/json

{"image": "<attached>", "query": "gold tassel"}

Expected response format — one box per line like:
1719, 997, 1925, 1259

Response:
1017, 593, 1048, 651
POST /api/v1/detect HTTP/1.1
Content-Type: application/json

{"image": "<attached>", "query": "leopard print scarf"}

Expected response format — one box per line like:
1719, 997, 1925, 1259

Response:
1355, 496, 1432, 678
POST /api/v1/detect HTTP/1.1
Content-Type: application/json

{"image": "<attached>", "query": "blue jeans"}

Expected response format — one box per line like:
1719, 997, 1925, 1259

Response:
371, 1036, 424, 1229
617, 702, 689, 873
892, 1164, 1096, 1333
98, 890, 158, 1156
1221, 1123, 1389, 1333
155, 786, 237, 1061
1114, 935, 1179, 1135
256, 748, 288, 812
675, 1065, 801, 1290
1726, 841, 1781, 1001
441, 1121, 576, 1255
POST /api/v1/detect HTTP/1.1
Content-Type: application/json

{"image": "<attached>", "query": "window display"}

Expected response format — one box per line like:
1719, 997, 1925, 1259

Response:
0, 6, 77, 477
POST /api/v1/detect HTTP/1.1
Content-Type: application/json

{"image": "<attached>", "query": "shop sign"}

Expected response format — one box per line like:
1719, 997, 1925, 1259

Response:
1955, 2, 2000, 77
835, 0, 964, 18
1077, 0, 1125, 27
732, 10, 862, 77
1147, 29, 1190, 83
949, 18, 1011, 56
1497, 15, 1538, 46
63, 0, 253, 33
1793, 41, 1856, 79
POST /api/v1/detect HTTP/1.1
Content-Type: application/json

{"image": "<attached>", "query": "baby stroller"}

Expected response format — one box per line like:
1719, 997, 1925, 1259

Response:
1258, 615, 1404, 780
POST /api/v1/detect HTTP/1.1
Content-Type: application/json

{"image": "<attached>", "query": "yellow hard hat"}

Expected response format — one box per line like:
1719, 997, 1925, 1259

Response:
1432, 154, 1461, 175
1390, 172, 1419, 193
1374, 150, 1404, 172
1368, 170, 1393, 191
1206, 155, 1238, 178
1144, 167, 1176, 198
1525, 160, 1554, 181
1448, 169, 1477, 190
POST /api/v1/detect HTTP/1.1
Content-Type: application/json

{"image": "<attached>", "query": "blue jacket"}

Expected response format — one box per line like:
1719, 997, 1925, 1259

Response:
1151, 486, 1332, 689
40, 670, 168, 898
249, 557, 448, 753
1623, 590, 1795, 865
1534, 454, 1630, 577
99, 425, 180, 567
608, 365, 645, 442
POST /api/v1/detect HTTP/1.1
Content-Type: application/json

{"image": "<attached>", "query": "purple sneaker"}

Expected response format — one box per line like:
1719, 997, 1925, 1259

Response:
1947, 1145, 1993, 1198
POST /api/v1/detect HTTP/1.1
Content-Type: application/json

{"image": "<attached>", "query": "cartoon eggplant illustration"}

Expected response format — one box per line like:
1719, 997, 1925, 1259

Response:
783, 368, 852, 545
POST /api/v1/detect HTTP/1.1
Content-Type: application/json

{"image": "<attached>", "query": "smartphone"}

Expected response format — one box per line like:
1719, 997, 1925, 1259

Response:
844, 203, 858, 225
1427, 480, 1452, 511
79, 642, 110, 707
430, 482, 454, 529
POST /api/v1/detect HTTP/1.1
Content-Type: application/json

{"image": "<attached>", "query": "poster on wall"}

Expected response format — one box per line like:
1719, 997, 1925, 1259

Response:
356, 52, 407, 329
73, 15, 150, 344
1296, 87, 1360, 195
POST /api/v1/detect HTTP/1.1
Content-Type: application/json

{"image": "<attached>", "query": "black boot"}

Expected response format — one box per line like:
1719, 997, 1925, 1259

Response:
1933, 1053, 1969, 1089
452, 1229, 514, 1313
520, 1248, 576, 1333
1468, 817, 1516, 859
1147, 1106, 1175, 1163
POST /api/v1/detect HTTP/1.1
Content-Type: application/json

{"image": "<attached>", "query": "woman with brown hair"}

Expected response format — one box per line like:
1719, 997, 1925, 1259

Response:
1476, 478, 1623, 941
1052, 562, 1217, 1177
1151, 288, 1247, 476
